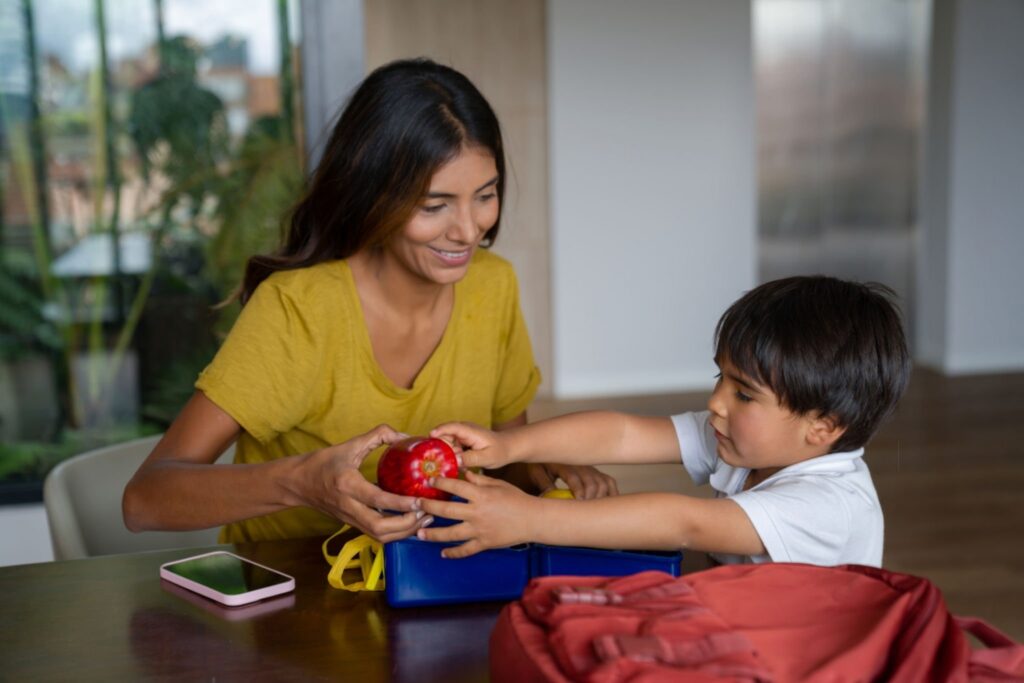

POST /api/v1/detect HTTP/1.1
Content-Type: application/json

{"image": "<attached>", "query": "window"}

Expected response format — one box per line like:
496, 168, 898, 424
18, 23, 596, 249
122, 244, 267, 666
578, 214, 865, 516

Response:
0, 0, 304, 502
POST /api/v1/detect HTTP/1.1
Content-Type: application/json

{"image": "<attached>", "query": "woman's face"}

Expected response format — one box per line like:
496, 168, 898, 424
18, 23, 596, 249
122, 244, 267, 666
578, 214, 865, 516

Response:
387, 145, 499, 286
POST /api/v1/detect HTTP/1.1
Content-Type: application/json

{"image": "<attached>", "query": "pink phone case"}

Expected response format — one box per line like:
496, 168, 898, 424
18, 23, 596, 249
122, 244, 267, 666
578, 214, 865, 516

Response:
159, 551, 295, 607
161, 579, 296, 620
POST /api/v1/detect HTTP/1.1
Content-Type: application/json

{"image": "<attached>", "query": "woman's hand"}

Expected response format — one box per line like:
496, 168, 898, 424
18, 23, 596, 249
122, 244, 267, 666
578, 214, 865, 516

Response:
416, 470, 539, 558
526, 463, 619, 500
293, 424, 431, 543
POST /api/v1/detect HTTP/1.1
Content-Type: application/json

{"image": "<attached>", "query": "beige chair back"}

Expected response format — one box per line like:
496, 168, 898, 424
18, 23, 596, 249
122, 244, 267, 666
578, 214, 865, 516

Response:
43, 435, 235, 560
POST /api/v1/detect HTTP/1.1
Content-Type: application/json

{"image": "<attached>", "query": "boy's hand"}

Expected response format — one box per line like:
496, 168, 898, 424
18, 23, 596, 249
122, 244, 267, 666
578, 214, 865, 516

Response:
430, 422, 511, 470
415, 470, 538, 558
527, 463, 619, 500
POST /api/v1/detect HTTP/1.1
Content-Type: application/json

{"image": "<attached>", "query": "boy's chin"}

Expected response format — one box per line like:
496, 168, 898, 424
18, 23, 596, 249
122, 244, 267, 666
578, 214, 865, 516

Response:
715, 446, 740, 468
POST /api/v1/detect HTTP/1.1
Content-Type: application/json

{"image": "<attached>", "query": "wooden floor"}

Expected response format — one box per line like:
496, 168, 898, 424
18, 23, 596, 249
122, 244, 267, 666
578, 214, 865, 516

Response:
532, 368, 1024, 641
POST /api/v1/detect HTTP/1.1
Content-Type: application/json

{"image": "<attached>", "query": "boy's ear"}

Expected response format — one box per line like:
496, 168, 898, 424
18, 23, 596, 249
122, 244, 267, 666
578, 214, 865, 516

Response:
806, 414, 846, 448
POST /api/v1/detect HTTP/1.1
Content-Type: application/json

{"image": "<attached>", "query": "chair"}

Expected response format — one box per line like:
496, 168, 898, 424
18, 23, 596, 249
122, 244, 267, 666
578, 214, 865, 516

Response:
43, 435, 235, 560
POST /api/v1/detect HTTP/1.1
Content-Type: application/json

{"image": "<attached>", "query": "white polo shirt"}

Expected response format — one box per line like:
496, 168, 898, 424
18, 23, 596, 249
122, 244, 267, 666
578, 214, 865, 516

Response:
671, 411, 884, 567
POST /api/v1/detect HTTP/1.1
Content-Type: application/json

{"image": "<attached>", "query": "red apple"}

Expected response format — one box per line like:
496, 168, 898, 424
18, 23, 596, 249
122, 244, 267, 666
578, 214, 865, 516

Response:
377, 436, 459, 500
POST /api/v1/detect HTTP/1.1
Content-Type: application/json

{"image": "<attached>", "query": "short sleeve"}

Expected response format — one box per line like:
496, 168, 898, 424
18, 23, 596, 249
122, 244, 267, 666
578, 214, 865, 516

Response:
671, 411, 718, 485
195, 279, 319, 443
729, 479, 851, 565
491, 269, 541, 425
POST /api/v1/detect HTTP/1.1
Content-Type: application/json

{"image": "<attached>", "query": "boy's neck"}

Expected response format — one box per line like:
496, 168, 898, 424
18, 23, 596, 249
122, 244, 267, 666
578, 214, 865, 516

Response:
745, 468, 779, 489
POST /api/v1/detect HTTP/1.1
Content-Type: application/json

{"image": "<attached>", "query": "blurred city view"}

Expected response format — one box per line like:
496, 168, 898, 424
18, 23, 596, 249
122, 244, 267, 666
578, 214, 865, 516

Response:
0, 0, 303, 501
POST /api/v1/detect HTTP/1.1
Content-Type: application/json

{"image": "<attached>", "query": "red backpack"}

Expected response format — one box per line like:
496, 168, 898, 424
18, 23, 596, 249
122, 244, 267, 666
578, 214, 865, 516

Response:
489, 564, 1024, 682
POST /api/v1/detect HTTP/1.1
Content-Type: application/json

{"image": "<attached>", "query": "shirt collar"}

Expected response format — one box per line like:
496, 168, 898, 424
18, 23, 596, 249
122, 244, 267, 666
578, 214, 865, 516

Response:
710, 447, 865, 494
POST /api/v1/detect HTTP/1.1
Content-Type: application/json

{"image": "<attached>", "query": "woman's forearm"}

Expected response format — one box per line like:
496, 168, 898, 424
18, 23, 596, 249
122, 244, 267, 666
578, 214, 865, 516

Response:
122, 454, 307, 532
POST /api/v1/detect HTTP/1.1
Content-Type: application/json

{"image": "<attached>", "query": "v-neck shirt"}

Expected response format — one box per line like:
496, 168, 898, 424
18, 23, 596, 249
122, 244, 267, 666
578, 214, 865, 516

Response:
197, 249, 541, 543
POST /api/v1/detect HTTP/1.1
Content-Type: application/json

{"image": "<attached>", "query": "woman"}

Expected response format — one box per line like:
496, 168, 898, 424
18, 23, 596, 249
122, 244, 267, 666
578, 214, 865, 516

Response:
123, 58, 617, 545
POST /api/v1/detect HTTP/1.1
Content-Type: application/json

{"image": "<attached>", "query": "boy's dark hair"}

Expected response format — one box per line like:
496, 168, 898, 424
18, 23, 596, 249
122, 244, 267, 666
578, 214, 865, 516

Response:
714, 275, 910, 453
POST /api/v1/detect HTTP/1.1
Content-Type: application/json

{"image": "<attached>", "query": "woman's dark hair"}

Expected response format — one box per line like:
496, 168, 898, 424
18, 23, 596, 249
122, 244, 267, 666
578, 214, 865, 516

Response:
714, 275, 911, 453
238, 58, 506, 304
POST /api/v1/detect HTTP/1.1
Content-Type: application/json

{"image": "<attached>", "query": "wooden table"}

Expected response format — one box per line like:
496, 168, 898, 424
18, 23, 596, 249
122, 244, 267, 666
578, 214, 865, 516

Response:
0, 536, 504, 681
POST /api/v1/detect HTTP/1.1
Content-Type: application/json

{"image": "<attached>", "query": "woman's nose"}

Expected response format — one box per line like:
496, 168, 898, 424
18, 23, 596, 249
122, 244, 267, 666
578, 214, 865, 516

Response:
448, 204, 484, 243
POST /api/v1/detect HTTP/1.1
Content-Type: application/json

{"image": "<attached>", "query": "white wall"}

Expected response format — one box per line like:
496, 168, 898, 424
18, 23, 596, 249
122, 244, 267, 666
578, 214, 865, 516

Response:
547, 0, 756, 398
0, 504, 53, 567
918, 0, 1024, 373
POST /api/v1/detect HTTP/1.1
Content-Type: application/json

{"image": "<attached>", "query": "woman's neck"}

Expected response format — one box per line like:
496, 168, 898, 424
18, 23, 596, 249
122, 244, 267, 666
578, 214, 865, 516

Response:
348, 248, 450, 318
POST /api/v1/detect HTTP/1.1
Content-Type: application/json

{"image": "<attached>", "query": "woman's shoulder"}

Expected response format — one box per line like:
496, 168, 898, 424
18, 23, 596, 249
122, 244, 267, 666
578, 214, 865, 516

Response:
249, 261, 353, 319
261, 260, 348, 291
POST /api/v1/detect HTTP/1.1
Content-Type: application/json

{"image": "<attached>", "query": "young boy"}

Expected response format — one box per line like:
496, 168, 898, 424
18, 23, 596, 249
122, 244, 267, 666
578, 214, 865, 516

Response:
417, 275, 910, 567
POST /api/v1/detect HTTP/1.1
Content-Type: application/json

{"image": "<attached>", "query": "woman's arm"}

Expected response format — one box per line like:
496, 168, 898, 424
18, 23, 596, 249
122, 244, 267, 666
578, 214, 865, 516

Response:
418, 470, 765, 558
122, 391, 425, 542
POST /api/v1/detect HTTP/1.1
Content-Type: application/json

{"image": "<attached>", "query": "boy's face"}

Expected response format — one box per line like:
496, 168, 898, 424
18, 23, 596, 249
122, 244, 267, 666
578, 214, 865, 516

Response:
707, 358, 837, 471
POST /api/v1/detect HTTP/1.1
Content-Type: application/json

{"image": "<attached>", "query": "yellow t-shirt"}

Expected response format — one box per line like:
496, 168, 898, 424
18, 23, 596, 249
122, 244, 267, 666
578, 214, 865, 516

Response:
195, 249, 541, 543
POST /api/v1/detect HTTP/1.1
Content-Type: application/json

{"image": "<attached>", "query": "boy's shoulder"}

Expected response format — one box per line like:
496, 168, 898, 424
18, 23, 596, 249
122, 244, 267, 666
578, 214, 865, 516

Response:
727, 450, 883, 566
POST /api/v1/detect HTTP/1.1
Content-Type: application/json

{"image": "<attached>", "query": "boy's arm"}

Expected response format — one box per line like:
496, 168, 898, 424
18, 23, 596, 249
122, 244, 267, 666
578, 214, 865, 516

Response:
418, 471, 765, 559
434, 411, 681, 470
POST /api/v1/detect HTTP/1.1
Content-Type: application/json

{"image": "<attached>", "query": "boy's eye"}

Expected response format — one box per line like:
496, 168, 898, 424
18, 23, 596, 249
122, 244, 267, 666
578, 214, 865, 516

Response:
735, 391, 753, 403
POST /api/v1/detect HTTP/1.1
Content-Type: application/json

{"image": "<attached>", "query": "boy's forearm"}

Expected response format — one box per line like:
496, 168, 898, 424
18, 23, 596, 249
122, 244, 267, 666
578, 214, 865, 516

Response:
505, 411, 666, 466
523, 492, 765, 557
526, 493, 696, 551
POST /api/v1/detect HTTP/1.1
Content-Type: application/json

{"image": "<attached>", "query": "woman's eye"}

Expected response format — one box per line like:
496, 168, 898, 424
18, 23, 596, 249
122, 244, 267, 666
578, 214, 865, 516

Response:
477, 192, 497, 202
421, 203, 445, 214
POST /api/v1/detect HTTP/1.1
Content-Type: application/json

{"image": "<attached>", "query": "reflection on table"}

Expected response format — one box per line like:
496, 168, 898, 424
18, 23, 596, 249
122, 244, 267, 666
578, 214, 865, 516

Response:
0, 535, 502, 682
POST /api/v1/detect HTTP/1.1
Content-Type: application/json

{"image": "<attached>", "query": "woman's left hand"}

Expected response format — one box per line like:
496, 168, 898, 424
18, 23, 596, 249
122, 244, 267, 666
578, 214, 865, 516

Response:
526, 463, 619, 500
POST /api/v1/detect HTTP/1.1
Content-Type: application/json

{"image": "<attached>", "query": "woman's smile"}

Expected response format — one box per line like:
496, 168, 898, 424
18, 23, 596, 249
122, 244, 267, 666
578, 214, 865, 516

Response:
428, 245, 474, 266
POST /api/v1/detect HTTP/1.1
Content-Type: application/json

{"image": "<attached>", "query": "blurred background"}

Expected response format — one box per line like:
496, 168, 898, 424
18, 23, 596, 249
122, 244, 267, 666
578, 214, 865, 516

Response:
1, 0, 1021, 585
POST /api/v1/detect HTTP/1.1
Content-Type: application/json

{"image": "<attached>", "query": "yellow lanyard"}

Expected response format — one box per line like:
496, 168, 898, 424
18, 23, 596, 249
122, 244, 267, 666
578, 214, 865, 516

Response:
322, 525, 385, 592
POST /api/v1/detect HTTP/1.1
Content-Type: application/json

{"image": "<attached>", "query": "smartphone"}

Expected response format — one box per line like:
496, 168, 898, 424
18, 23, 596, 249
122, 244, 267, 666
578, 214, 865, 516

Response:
159, 551, 295, 607
161, 579, 295, 620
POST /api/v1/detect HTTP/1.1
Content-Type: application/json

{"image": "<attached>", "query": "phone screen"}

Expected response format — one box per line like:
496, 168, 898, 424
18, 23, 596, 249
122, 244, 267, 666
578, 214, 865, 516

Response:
163, 553, 292, 596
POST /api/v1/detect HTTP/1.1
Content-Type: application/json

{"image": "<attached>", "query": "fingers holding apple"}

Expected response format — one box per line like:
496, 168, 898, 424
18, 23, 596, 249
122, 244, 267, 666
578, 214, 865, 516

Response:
376, 436, 460, 501
429, 422, 509, 470
322, 423, 409, 470
416, 470, 536, 558
303, 465, 427, 543
295, 425, 430, 541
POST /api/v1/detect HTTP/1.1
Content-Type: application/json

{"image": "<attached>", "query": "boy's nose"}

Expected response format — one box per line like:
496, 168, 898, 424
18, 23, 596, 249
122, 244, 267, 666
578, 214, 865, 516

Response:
707, 385, 726, 418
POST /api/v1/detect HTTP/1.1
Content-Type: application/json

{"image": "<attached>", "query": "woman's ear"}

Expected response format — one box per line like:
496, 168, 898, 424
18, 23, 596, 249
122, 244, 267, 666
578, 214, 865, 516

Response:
806, 414, 846, 449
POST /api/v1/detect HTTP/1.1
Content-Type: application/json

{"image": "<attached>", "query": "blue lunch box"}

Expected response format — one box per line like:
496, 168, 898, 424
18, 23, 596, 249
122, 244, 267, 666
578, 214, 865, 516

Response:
383, 537, 531, 607
531, 544, 684, 578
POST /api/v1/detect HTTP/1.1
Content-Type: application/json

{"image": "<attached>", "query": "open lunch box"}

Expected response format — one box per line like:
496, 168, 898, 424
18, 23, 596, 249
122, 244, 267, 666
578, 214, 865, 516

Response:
383, 498, 683, 607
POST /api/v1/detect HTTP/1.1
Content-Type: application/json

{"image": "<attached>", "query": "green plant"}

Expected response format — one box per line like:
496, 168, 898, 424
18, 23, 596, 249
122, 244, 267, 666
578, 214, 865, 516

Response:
0, 249, 61, 361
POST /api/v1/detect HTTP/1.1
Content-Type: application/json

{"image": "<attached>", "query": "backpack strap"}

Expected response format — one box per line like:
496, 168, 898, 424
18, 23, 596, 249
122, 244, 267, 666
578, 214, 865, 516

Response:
955, 617, 1024, 677
592, 632, 772, 680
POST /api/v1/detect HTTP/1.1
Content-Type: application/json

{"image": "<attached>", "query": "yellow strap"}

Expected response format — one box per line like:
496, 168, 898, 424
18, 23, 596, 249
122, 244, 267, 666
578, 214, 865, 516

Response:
322, 525, 385, 592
